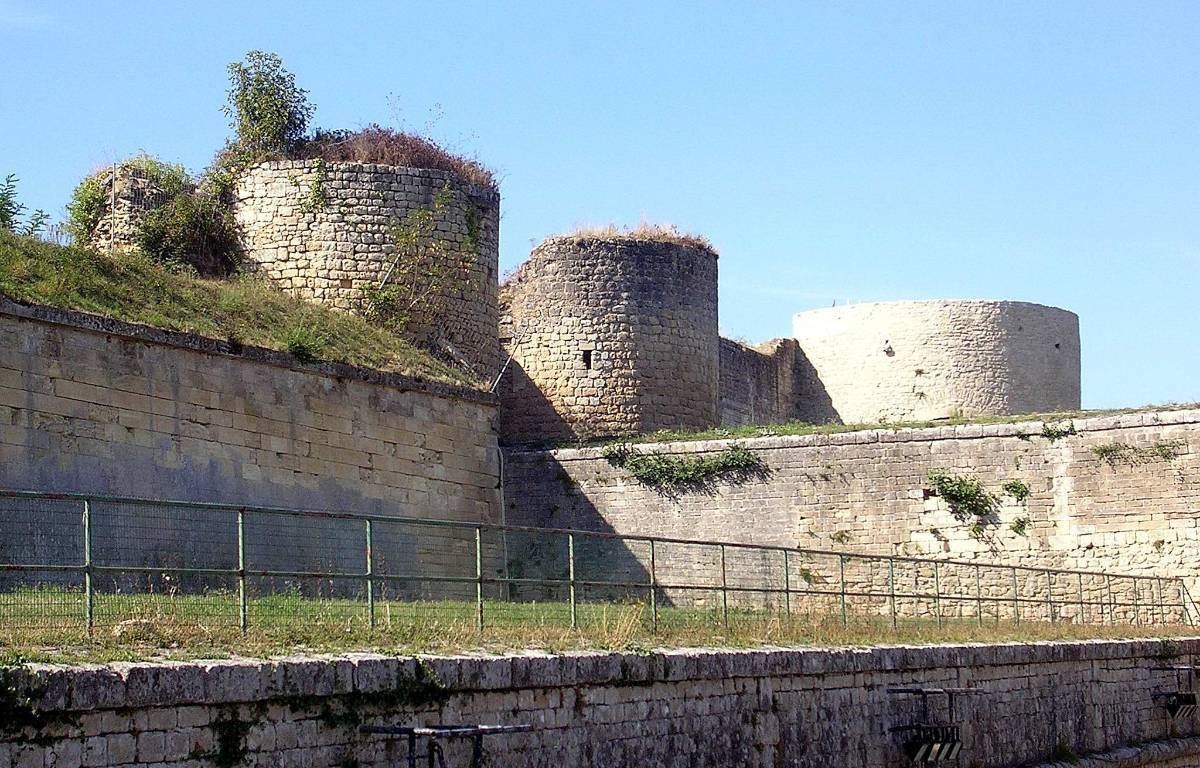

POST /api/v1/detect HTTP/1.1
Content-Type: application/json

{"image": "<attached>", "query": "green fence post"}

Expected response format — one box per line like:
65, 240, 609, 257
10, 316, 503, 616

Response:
83, 500, 93, 637
649, 539, 658, 633
719, 544, 729, 630
1077, 572, 1085, 625
567, 533, 577, 630
1133, 577, 1141, 626
237, 509, 247, 634
933, 561, 942, 628
1106, 574, 1115, 624
1012, 567, 1020, 625
475, 527, 484, 635
838, 555, 847, 627
1046, 570, 1055, 624
888, 558, 897, 631
975, 564, 983, 627
783, 550, 791, 617
1157, 577, 1165, 626
365, 519, 375, 630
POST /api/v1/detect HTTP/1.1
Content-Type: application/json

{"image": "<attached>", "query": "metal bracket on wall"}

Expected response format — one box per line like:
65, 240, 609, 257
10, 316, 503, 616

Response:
887, 687, 986, 764
1150, 659, 1200, 720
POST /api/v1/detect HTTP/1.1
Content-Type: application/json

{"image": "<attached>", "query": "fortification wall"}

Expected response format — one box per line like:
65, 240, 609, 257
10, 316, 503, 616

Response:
791, 300, 1081, 423
718, 337, 797, 426
233, 160, 500, 374
498, 237, 719, 442
0, 299, 500, 522
5, 640, 1199, 768
503, 408, 1200, 599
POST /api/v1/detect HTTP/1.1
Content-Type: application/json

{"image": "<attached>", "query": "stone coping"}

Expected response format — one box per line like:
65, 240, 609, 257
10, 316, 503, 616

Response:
1027, 736, 1200, 768
0, 296, 497, 407
509, 406, 1200, 459
247, 159, 499, 203
12, 638, 1199, 713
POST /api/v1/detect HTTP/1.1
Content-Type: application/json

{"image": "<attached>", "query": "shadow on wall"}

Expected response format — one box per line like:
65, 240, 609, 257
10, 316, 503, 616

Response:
792, 347, 841, 425
503, 453, 656, 607
497, 360, 577, 445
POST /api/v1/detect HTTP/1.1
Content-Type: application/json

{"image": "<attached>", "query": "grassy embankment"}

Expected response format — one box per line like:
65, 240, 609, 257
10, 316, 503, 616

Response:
0, 231, 479, 388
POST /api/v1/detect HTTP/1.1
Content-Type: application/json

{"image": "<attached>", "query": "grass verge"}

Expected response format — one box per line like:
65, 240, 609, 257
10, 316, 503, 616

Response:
0, 232, 479, 388
0, 588, 1191, 666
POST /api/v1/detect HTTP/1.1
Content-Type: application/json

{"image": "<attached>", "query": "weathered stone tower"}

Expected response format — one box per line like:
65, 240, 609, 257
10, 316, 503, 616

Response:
791, 299, 1081, 423
233, 160, 500, 374
499, 234, 720, 442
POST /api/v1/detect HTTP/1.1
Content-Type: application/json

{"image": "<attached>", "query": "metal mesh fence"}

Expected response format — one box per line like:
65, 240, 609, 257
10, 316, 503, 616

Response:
0, 489, 1192, 642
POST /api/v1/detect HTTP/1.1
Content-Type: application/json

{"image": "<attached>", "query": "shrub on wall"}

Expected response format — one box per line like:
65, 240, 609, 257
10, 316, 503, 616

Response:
603, 443, 770, 494
136, 191, 241, 276
223, 50, 314, 159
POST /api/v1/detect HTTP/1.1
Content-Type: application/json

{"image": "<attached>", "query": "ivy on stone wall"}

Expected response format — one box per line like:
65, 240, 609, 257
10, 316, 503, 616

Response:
602, 443, 770, 494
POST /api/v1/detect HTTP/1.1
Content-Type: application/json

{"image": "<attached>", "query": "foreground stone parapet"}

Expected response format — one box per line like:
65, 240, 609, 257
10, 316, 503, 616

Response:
792, 299, 1081, 423
2, 639, 1198, 768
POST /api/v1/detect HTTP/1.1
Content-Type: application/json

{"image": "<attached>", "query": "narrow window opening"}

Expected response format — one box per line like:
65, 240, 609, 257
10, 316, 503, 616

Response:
582, 350, 593, 369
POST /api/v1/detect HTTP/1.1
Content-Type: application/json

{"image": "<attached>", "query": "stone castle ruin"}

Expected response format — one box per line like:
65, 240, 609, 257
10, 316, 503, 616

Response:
89, 156, 1082, 443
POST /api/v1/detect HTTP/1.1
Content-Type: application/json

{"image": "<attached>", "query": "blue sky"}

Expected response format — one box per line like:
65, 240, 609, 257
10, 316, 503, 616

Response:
2, 1, 1197, 409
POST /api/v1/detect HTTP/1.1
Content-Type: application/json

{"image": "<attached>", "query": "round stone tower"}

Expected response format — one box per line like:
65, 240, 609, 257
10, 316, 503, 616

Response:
791, 299, 1081, 424
233, 160, 500, 375
499, 234, 720, 442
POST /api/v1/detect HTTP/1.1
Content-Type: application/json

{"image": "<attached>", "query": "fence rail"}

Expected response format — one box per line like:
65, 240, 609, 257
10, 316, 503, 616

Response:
0, 488, 1192, 640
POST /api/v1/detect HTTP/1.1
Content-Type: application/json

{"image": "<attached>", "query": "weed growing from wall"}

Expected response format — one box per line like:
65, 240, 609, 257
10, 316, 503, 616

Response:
1001, 479, 1030, 502
361, 182, 472, 339
1091, 440, 1186, 467
297, 158, 329, 213
1040, 421, 1077, 442
602, 443, 770, 494
926, 470, 1001, 539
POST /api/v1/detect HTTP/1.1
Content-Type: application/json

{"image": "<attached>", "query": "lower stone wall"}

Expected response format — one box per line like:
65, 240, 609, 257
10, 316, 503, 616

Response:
503, 408, 1200, 604
0, 300, 502, 596
3, 639, 1199, 768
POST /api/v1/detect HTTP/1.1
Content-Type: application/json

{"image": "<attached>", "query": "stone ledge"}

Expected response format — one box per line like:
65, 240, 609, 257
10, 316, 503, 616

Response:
1025, 736, 1200, 768
511, 406, 1200, 461
0, 296, 497, 407
13, 638, 1200, 714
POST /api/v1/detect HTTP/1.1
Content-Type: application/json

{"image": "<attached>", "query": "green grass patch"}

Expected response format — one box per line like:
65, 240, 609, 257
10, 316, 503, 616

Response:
0, 232, 480, 388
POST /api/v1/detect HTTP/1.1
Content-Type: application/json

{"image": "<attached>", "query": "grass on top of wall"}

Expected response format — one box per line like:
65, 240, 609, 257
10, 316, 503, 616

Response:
0, 232, 481, 388
550, 222, 715, 251
527, 403, 1200, 450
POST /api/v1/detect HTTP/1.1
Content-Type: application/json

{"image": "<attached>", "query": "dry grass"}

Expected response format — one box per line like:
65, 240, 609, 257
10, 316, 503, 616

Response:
0, 588, 1192, 666
550, 222, 715, 251
296, 125, 496, 190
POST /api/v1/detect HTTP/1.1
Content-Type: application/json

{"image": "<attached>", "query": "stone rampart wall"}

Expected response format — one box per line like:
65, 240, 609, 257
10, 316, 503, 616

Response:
3, 640, 1199, 768
503, 408, 1200, 603
718, 337, 798, 427
0, 300, 501, 589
